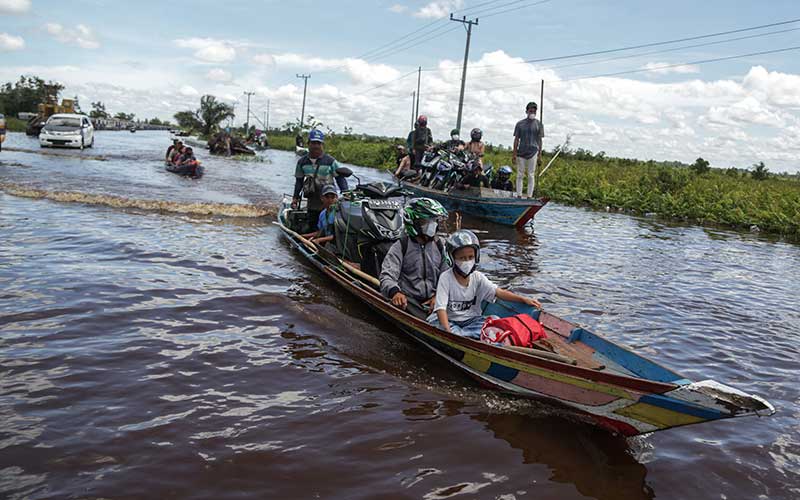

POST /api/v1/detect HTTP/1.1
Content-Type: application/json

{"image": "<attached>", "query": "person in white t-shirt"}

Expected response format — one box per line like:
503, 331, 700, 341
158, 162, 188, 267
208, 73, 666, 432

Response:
427, 230, 541, 338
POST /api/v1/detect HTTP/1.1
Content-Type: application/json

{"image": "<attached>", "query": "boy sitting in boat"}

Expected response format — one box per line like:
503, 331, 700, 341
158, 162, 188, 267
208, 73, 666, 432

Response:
428, 230, 541, 337
302, 184, 338, 246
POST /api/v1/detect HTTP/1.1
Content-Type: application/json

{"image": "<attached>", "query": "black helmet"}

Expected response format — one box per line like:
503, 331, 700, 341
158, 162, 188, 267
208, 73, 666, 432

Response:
470, 128, 482, 141
446, 229, 481, 276
498, 165, 513, 178
450, 128, 460, 137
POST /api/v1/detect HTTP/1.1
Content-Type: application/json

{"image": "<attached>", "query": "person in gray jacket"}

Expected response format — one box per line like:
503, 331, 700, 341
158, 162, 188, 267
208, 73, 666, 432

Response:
380, 198, 449, 313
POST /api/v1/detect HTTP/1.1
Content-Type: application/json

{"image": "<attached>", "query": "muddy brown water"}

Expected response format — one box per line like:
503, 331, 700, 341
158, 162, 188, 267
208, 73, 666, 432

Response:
1, 131, 799, 499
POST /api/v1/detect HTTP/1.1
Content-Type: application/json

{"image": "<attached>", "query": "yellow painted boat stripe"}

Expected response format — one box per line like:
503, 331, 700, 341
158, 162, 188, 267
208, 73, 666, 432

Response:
387, 311, 636, 400
614, 402, 706, 429
462, 351, 492, 372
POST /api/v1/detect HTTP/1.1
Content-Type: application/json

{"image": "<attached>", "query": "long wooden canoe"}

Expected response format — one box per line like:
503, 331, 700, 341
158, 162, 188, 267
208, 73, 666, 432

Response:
277, 201, 775, 436
401, 181, 549, 228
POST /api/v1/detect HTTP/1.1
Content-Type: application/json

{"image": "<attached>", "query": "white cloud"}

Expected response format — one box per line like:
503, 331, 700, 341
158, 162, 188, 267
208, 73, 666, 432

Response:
179, 85, 199, 97
415, 0, 463, 19
206, 68, 232, 82
252, 53, 275, 65
174, 37, 236, 63
642, 62, 700, 75
0, 32, 25, 51
45, 23, 100, 49
742, 65, 800, 108
389, 4, 407, 13
0, 0, 31, 14
272, 53, 400, 85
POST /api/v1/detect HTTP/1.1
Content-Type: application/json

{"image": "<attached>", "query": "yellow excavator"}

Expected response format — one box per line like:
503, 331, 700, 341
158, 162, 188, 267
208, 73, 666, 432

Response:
25, 97, 77, 136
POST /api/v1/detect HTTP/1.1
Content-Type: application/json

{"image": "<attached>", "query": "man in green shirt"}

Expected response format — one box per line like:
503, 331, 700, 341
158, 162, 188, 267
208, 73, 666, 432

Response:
292, 129, 348, 231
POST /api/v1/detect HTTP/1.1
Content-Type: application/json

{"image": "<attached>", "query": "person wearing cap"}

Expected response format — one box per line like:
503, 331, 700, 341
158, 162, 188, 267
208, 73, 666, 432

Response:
302, 184, 339, 245
410, 115, 433, 167
292, 129, 348, 232
512, 101, 545, 197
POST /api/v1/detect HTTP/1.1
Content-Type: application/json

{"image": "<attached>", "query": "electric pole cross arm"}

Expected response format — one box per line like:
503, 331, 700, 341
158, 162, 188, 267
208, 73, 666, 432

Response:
450, 14, 478, 132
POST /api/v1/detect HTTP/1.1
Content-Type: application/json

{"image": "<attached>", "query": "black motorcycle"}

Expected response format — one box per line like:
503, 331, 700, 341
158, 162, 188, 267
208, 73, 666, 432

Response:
333, 167, 411, 277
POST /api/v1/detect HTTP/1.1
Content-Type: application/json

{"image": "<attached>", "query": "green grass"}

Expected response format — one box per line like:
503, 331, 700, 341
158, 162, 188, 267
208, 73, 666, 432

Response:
3, 117, 27, 132
267, 131, 800, 241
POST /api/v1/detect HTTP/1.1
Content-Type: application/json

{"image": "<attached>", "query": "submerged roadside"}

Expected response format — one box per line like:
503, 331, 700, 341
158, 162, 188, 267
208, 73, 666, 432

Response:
266, 131, 800, 242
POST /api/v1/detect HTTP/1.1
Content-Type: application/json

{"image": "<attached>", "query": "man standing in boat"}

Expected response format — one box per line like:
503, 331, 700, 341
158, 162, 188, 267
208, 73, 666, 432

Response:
380, 198, 449, 315
512, 101, 544, 197
410, 115, 433, 167
292, 129, 348, 232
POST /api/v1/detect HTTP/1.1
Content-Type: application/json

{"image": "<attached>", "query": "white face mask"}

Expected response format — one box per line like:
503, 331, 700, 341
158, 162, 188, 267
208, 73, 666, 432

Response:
451, 135, 459, 141
527, 113, 537, 120
455, 259, 475, 275
421, 220, 438, 237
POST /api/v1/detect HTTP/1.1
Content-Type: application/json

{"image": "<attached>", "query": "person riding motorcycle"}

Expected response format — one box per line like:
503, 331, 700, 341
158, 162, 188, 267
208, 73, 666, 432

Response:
379, 198, 449, 315
491, 165, 514, 191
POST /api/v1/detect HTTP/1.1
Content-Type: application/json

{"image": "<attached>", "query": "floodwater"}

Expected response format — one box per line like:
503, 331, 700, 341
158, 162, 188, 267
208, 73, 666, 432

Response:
1, 131, 798, 499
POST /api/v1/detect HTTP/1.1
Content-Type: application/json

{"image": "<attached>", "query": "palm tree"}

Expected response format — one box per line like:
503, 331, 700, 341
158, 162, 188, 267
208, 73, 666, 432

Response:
197, 95, 234, 137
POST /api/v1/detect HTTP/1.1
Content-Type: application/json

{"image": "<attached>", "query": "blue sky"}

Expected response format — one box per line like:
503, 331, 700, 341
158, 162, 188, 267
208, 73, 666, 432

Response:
3, 0, 800, 171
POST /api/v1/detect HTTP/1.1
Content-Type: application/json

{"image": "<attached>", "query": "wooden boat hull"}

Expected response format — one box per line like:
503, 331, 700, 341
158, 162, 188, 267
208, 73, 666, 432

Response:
276, 203, 775, 436
402, 181, 548, 228
165, 161, 203, 178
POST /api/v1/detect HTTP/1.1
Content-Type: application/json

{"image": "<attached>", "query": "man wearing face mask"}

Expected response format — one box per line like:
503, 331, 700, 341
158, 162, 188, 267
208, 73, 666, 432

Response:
512, 101, 544, 197
380, 198, 450, 315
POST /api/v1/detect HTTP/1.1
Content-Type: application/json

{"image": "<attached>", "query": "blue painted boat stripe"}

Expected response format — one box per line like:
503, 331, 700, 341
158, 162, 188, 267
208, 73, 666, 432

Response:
640, 394, 725, 420
486, 362, 519, 381
574, 328, 683, 383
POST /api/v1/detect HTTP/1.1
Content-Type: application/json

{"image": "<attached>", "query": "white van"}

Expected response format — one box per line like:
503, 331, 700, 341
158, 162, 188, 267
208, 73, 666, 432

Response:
39, 113, 94, 149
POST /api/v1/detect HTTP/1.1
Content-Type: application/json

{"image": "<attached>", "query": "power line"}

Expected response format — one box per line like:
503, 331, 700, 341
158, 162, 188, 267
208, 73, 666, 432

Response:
328, 69, 419, 105
422, 16, 800, 72
471, 0, 551, 19
374, 44, 800, 102
417, 25, 800, 93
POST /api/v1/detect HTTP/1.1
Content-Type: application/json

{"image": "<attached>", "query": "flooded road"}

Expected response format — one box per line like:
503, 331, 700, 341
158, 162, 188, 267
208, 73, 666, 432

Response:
1, 131, 799, 499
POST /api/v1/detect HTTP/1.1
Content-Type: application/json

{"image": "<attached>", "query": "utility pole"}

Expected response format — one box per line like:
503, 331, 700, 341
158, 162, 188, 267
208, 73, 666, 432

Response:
415, 66, 421, 119
296, 74, 311, 128
266, 99, 270, 131
450, 14, 478, 133
410, 91, 416, 130
243, 91, 255, 135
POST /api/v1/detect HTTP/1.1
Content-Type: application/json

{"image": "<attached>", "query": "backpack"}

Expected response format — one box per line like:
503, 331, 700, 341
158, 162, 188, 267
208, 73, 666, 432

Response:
480, 314, 547, 348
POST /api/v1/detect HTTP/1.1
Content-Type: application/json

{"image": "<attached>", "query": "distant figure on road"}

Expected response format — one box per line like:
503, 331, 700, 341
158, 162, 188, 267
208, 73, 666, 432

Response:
512, 101, 544, 197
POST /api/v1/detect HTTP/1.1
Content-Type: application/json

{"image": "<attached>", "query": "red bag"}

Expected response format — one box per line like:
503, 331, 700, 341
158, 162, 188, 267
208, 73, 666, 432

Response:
481, 314, 547, 347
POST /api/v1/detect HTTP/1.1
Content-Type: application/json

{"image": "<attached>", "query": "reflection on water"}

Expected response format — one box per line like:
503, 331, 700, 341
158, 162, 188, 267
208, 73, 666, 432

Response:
1, 131, 799, 499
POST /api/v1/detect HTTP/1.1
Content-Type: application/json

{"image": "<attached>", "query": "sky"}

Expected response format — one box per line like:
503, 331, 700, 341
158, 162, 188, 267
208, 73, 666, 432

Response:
2, 0, 800, 172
